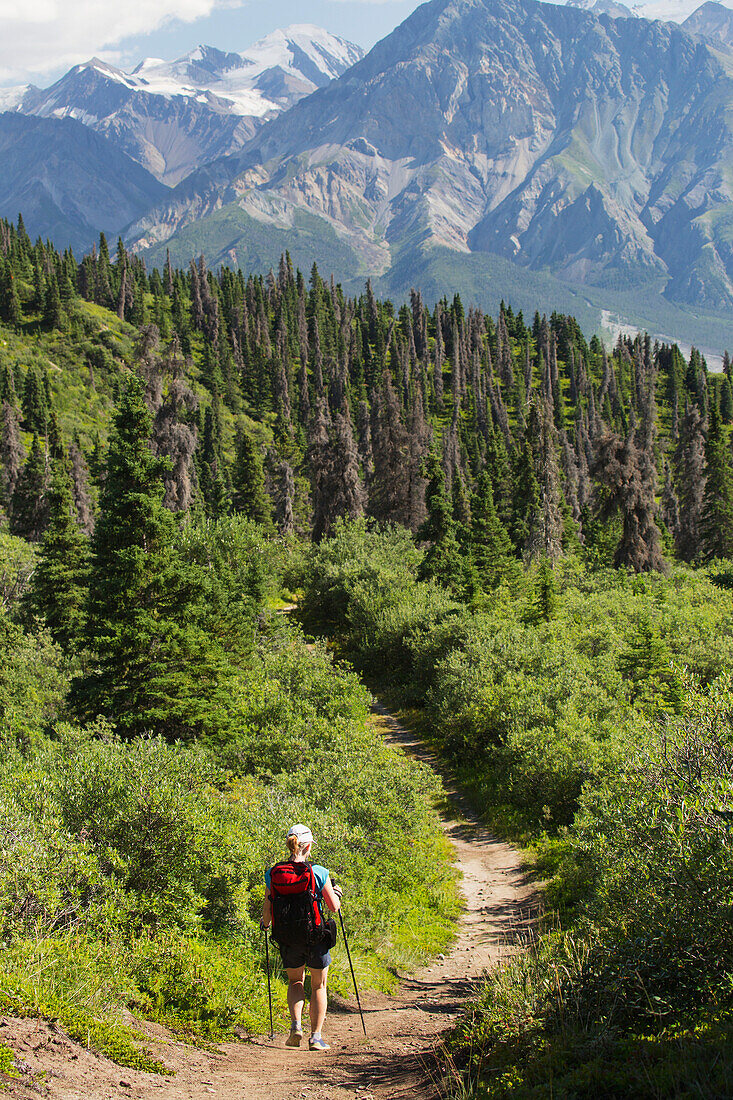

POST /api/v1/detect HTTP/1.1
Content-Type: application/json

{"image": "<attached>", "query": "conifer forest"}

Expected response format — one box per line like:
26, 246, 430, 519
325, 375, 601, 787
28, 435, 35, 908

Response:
1, 214, 733, 1097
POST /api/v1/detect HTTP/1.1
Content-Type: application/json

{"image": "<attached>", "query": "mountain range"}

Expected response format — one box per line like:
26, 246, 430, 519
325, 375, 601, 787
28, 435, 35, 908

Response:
5, 27, 363, 187
3, 2, 733, 353
126, 0, 733, 314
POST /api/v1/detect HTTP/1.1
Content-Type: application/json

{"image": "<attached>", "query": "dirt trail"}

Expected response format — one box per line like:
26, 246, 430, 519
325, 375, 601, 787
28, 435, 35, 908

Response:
3, 705, 538, 1100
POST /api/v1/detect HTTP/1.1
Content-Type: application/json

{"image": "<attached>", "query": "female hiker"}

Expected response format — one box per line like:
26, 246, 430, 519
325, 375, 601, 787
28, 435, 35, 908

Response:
261, 823, 343, 1052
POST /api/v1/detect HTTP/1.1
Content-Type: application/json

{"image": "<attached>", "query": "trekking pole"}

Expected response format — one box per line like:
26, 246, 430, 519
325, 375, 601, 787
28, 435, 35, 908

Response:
332, 880, 367, 1038
263, 926, 274, 1040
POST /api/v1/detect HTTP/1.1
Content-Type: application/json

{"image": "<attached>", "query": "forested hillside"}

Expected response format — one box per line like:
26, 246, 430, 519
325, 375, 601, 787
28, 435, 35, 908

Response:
2, 214, 731, 567
1, 212, 732, 1095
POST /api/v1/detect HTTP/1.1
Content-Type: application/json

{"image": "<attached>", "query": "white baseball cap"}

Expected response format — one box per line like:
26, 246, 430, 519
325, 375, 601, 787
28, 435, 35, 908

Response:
287, 823, 313, 846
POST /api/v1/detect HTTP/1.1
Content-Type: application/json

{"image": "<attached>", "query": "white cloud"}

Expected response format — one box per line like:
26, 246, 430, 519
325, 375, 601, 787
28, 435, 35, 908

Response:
627, 0, 707, 19
0, 0, 242, 82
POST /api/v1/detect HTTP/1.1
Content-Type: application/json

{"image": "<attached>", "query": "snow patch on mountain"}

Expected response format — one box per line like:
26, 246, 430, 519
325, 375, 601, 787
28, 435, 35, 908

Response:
562, 0, 733, 20
0, 85, 33, 110
244, 24, 364, 80
130, 26, 364, 117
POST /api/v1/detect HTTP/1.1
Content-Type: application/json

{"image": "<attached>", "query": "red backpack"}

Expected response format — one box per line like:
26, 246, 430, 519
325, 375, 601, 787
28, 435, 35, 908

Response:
269, 861, 323, 948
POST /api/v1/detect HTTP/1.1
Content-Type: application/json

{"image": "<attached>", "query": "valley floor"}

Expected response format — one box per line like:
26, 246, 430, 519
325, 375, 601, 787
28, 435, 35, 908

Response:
2, 706, 538, 1100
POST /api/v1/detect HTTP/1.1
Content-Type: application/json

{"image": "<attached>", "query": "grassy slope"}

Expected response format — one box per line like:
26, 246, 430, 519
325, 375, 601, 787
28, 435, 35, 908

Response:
0, 297, 272, 472
142, 205, 371, 285
0, 302, 132, 448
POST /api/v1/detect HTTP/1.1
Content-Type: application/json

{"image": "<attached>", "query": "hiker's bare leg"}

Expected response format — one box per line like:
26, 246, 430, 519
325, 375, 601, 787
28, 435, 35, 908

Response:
286, 966, 306, 1030
309, 966, 328, 1035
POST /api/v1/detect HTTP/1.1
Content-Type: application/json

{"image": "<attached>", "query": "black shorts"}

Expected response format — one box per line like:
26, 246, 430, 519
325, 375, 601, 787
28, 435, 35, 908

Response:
278, 943, 332, 971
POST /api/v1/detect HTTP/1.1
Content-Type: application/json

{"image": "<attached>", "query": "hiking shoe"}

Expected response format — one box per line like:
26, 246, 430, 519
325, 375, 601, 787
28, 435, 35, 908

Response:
309, 1037, 330, 1052
285, 1029, 303, 1048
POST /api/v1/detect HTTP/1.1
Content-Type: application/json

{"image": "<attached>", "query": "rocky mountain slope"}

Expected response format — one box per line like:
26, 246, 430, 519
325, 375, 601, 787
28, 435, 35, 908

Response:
126, 0, 733, 317
12, 27, 363, 186
0, 113, 168, 253
683, 0, 733, 47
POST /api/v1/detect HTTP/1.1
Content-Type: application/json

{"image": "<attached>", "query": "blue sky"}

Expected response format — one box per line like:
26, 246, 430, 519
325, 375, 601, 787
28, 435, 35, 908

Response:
0, 0, 721, 86
0, 0, 423, 87
125, 0, 423, 58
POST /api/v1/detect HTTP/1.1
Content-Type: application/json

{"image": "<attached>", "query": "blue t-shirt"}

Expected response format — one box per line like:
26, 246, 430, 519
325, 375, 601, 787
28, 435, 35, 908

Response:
266, 863, 329, 895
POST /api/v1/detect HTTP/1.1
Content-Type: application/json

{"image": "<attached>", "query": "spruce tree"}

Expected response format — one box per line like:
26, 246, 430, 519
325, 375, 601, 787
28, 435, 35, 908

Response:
485, 425, 513, 528
660, 462, 680, 547
71, 374, 226, 737
510, 440, 542, 559
96, 233, 113, 307
700, 403, 733, 560
9, 434, 49, 540
196, 403, 231, 519
525, 556, 559, 625
451, 472, 471, 528
308, 398, 332, 541
0, 260, 21, 328
720, 376, 733, 423
47, 409, 64, 461
42, 272, 64, 330
417, 451, 463, 593
530, 397, 564, 562
469, 471, 516, 591
0, 364, 17, 405
274, 460, 296, 535
618, 615, 683, 714
69, 436, 95, 535
231, 428, 273, 530
25, 461, 88, 648
326, 409, 366, 535
21, 366, 47, 434
405, 383, 431, 533
147, 354, 199, 514
592, 429, 665, 572
674, 402, 706, 561
0, 402, 23, 505
369, 368, 410, 526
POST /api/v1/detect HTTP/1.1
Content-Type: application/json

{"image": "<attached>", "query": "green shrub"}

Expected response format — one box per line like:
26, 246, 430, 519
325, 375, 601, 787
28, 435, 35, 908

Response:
0, 792, 109, 938
0, 936, 168, 1074
0, 612, 67, 744
48, 734, 246, 930
300, 518, 463, 691
128, 933, 274, 1038
0, 1042, 19, 1078
448, 945, 733, 1100
428, 607, 631, 829
566, 678, 733, 1026
445, 679, 733, 1097
299, 519, 423, 632
0, 612, 458, 1067
0, 531, 35, 612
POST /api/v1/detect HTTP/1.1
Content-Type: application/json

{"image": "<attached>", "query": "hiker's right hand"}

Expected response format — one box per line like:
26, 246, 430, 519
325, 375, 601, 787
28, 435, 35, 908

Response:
333, 884, 343, 899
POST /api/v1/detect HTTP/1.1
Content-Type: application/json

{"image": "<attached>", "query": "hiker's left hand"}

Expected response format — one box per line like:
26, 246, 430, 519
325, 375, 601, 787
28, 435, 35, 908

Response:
333, 884, 343, 899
